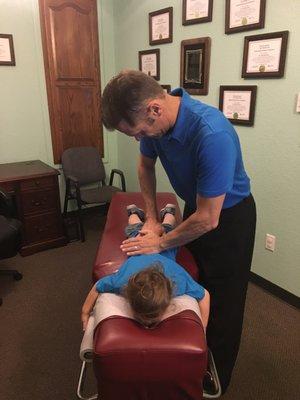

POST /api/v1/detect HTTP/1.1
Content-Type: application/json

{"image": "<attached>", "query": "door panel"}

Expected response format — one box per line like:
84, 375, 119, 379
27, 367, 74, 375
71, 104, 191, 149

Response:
39, 0, 103, 163
58, 86, 99, 148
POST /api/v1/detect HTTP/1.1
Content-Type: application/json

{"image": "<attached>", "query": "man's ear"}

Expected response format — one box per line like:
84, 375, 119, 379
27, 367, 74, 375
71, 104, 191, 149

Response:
148, 101, 162, 117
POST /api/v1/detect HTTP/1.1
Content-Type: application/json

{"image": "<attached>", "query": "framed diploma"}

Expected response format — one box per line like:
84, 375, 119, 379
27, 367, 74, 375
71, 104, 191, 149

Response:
139, 49, 160, 81
149, 7, 173, 45
182, 0, 213, 25
0, 34, 16, 66
180, 37, 211, 95
242, 31, 289, 78
161, 85, 171, 93
219, 85, 257, 126
225, 0, 266, 34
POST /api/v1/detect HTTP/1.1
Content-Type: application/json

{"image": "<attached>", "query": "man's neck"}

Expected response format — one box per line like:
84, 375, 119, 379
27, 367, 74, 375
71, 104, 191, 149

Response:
165, 94, 181, 128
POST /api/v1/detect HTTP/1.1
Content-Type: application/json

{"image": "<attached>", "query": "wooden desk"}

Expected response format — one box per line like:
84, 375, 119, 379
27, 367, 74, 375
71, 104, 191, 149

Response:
0, 160, 67, 256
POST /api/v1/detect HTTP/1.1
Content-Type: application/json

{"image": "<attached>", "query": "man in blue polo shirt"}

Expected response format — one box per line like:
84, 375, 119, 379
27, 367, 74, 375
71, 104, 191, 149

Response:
101, 70, 256, 395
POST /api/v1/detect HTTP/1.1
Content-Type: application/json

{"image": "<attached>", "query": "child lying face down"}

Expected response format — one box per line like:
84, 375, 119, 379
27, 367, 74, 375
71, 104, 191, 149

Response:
81, 204, 210, 330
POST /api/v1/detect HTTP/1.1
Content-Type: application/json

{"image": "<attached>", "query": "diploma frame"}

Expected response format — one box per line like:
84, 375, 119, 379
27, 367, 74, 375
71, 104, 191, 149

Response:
149, 7, 173, 45
138, 49, 160, 81
242, 31, 289, 79
219, 85, 257, 126
182, 0, 213, 25
225, 0, 266, 34
180, 37, 211, 95
0, 34, 16, 66
161, 85, 171, 93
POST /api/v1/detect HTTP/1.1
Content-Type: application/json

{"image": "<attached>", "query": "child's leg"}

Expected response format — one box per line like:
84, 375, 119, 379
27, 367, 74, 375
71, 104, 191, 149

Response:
128, 213, 142, 225
160, 203, 176, 228
161, 204, 176, 234
162, 212, 176, 228
124, 205, 145, 238
160, 205, 178, 260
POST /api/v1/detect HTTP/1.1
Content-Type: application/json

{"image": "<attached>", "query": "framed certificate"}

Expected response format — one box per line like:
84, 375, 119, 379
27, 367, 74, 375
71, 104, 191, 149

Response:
149, 7, 173, 45
182, 0, 213, 25
0, 34, 16, 66
225, 0, 266, 34
242, 31, 289, 78
161, 84, 171, 93
139, 49, 160, 81
180, 37, 211, 95
219, 85, 257, 126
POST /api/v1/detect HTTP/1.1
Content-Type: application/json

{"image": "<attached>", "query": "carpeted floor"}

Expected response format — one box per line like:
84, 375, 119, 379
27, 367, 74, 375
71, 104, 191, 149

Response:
0, 211, 299, 400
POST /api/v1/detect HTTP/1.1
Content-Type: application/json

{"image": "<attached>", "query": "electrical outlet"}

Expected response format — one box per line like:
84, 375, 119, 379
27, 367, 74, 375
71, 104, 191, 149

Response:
265, 234, 276, 251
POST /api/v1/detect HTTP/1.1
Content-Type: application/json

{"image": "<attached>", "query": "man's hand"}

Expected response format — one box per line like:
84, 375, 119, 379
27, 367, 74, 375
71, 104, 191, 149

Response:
121, 229, 162, 255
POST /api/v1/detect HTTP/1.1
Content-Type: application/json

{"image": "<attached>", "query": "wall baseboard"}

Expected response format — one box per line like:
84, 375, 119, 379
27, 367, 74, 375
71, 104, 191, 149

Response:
250, 272, 300, 309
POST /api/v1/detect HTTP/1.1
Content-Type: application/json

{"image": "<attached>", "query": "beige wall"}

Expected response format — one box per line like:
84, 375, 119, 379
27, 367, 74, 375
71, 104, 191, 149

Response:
112, 0, 300, 296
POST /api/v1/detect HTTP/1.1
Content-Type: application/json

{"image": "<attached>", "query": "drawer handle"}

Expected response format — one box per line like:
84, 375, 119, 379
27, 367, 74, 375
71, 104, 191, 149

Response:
35, 181, 40, 186
31, 199, 47, 206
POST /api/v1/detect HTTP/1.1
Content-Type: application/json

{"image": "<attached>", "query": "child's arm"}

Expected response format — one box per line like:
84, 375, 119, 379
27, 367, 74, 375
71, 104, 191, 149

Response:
81, 284, 98, 331
198, 289, 210, 331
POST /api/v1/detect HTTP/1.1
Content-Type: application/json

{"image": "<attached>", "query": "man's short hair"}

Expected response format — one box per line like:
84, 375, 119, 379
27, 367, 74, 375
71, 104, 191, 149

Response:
102, 70, 165, 130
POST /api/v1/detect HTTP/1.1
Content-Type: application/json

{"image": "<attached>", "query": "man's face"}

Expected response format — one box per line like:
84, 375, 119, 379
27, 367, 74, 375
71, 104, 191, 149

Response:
117, 107, 169, 141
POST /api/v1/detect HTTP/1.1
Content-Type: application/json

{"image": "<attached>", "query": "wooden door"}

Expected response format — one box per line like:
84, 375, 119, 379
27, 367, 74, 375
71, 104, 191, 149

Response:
39, 0, 103, 164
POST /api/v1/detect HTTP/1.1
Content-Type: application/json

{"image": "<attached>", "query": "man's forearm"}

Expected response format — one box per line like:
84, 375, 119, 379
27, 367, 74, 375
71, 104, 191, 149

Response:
159, 211, 216, 250
138, 162, 158, 220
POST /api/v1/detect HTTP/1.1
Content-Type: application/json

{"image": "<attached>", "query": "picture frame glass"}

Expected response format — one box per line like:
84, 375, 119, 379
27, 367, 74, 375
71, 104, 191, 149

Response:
229, 0, 261, 29
183, 44, 205, 89
185, 0, 209, 21
246, 37, 282, 74
151, 12, 170, 41
141, 53, 157, 77
0, 37, 12, 62
185, 49, 203, 84
223, 90, 252, 121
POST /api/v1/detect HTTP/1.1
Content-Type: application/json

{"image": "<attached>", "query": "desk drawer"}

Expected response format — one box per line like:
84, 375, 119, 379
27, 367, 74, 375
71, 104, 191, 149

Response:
0, 181, 17, 193
20, 176, 56, 191
21, 188, 57, 215
23, 211, 62, 243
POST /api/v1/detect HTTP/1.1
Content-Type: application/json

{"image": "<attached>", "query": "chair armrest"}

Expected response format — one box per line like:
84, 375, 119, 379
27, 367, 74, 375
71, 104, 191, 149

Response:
109, 169, 126, 192
0, 187, 14, 217
66, 175, 79, 184
66, 175, 79, 190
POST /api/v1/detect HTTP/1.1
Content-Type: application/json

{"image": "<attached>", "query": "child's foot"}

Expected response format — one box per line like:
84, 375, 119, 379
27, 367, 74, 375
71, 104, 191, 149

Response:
160, 204, 176, 220
126, 204, 145, 221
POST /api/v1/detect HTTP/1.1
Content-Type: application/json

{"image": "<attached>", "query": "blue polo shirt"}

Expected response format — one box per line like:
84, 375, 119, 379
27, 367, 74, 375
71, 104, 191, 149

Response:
96, 253, 205, 300
140, 88, 250, 209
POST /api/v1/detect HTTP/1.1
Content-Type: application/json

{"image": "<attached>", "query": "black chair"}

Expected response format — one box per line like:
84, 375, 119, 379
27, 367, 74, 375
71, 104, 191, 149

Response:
62, 146, 126, 242
0, 188, 23, 306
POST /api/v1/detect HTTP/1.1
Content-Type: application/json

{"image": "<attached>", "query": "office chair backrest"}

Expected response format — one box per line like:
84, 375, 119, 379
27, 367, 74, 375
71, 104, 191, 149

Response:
62, 147, 106, 186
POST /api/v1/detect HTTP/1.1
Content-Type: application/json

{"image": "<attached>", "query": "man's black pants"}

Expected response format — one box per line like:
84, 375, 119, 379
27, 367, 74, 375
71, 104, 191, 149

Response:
183, 194, 256, 394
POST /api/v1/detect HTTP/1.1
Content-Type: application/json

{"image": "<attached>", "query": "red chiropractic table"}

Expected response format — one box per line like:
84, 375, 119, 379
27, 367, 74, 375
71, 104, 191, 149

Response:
89, 192, 208, 400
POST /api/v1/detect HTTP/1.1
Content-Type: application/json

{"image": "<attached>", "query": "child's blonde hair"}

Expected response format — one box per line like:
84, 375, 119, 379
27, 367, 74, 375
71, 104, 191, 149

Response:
123, 262, 173, 327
